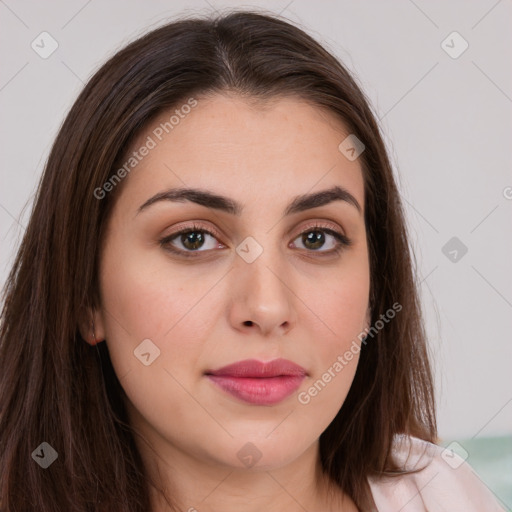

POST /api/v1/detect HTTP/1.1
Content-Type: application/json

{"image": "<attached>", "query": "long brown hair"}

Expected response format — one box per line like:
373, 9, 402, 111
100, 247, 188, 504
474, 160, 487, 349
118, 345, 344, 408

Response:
0, 9, 436, 511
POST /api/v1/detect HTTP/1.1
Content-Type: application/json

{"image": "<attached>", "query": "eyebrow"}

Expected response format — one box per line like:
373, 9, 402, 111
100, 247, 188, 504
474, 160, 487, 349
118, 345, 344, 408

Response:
136, 185, 362, 217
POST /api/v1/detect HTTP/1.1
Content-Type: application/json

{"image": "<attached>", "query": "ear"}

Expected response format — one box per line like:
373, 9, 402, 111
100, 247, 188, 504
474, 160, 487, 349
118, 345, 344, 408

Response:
79, 307, 106, 346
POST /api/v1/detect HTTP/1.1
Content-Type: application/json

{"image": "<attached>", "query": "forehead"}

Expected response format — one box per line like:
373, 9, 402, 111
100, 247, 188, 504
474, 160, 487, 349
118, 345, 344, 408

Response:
114, 93, 365, 215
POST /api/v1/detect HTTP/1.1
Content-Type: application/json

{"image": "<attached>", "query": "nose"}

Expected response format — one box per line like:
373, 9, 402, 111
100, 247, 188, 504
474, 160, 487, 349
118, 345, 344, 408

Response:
227, 250, 297, 337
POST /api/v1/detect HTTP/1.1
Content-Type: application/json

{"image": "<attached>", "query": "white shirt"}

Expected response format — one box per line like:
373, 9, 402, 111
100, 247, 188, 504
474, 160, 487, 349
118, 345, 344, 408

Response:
368, 434, 506, 511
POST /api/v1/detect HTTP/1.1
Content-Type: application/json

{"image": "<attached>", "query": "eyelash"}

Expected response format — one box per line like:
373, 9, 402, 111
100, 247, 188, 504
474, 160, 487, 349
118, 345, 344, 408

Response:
158, 222, 352, 259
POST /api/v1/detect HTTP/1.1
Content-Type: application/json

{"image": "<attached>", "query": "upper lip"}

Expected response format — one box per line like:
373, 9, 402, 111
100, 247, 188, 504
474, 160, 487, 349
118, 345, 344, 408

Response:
205, 358, 307, 378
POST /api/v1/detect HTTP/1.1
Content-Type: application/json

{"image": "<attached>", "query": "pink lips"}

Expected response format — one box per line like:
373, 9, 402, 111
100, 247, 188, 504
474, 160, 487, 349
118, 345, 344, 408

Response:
205, 358, 307, 405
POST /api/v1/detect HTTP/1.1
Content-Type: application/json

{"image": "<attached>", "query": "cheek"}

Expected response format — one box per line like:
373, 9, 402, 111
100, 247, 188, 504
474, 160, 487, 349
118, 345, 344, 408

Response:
299, 260, 370, 400
97, 249, 223, 438
307, 259, 370, 342
98, 243, 223, 381
314, 280, 368, 334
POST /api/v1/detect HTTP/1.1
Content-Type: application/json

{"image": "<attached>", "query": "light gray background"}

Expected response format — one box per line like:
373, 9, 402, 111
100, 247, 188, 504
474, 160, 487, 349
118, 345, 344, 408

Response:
1, 0, 511, 441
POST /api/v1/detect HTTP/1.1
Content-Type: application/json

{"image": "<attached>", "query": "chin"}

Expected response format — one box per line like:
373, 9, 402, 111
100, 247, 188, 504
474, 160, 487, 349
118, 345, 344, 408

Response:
203, 434, 313, 472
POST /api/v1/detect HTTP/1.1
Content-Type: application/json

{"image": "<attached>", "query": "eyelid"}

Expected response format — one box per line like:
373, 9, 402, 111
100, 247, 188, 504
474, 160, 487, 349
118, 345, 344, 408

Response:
292, 220, 346, 238
163, 220, 226, 244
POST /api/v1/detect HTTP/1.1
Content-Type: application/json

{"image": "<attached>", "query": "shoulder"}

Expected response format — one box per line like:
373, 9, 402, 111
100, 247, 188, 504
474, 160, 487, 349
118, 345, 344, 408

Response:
367, 434, 506, 512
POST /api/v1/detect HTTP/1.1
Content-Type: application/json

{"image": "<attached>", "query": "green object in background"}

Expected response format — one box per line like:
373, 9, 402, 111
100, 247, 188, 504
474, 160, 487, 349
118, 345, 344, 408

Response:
441, 436, 512, 511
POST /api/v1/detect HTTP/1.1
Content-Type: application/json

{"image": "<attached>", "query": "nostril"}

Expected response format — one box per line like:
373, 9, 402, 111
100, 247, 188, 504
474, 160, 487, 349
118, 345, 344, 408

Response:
243, 321, 254, 326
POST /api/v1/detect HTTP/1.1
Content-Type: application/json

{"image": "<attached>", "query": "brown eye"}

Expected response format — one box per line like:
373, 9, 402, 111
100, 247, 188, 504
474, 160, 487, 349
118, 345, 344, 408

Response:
159, 223, 226, 258
301, 230, 327, 250
291, 226, 351, 255
178, 231, 207, 251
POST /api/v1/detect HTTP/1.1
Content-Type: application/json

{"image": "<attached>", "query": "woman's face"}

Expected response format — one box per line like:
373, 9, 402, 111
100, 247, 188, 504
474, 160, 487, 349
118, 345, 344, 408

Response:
93, 93, 370, 472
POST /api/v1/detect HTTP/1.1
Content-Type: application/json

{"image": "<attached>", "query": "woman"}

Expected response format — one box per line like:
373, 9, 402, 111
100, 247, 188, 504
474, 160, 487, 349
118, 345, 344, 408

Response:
0, 10, 505, 512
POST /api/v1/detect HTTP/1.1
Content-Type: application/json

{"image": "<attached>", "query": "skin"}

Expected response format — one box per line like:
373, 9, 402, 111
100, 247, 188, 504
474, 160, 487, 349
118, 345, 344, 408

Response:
86, 93, 371, 511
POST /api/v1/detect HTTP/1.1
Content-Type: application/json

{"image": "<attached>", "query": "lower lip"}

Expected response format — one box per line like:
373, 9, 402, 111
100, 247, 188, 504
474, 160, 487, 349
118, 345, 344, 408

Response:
206, 375, 305, 405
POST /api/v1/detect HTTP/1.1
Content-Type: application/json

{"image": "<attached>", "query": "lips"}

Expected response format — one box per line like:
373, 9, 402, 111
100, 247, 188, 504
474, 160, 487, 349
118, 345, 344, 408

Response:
205, 358, 307, 405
